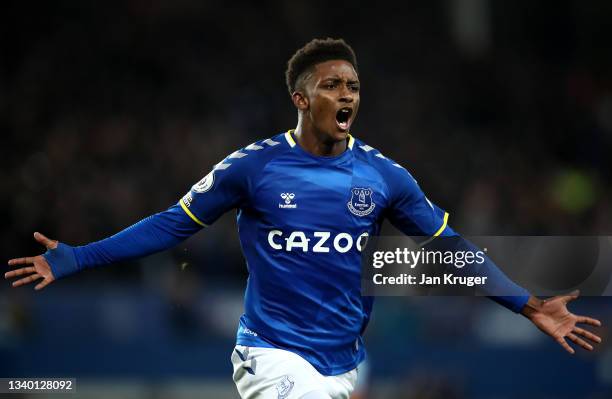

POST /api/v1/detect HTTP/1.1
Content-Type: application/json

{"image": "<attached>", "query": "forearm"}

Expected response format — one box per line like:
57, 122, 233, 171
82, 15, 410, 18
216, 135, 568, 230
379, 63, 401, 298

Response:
45, 203, 201, 278
460, 237, 529, 312
427, 236, 530, 312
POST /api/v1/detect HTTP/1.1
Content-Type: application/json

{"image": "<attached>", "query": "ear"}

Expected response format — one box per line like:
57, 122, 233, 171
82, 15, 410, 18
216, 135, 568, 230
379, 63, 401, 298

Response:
291, 91, 309, 111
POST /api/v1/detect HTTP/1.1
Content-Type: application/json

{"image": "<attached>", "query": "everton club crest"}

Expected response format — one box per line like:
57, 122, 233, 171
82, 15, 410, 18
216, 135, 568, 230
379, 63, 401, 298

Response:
348, 187, 375, 217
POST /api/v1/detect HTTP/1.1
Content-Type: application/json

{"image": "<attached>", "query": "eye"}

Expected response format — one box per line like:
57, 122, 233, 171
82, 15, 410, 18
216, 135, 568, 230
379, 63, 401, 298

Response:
325, 83, 336, 89
349, 84, 360, 92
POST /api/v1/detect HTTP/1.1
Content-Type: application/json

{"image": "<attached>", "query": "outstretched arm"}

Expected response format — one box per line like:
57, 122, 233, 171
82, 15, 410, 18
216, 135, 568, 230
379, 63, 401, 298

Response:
5, 203, 201, 290
380, 160, 603, 353
6, 139, 259, 290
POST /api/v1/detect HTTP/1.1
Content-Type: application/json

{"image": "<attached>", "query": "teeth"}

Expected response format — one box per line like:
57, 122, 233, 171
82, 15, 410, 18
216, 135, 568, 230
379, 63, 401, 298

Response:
336, 108, 351, 130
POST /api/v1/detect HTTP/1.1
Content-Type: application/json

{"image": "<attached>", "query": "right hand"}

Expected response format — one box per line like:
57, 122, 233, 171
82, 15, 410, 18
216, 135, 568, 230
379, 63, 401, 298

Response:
6, 232, 58, 290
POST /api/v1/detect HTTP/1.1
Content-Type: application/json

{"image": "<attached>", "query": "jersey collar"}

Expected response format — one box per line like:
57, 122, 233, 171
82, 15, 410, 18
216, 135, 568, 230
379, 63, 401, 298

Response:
285, 130, 355, 164
284, 130, 355, 150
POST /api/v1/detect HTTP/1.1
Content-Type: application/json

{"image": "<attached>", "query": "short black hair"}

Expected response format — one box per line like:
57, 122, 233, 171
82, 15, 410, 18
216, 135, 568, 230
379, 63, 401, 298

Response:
285, 38, 358, 95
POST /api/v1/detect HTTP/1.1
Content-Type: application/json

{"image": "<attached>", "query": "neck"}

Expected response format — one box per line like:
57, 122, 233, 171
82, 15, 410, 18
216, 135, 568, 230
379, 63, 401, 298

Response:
293, 115, 348, 157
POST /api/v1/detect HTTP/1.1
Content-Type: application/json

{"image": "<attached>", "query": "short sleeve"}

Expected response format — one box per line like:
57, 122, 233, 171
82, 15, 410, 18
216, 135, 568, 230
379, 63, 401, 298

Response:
179, 154, 249, 226
386, 166, 455, 237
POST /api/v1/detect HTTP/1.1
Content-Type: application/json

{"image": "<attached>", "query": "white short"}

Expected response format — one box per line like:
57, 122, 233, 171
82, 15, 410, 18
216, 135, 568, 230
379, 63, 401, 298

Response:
231, 345, 358, 399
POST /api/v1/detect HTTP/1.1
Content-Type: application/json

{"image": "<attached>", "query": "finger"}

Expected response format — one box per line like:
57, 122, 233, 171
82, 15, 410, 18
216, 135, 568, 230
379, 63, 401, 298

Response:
35, 278, 52, 291
563, 289, 580, 304
573, 326, 602, 344
34, 232, 58, 249
8, 257, 35, 266
556, 336, 575, 355
577, 315, 602, 327
567, 333, 594, 351
5, 267, 36, 279
12, 273, 42, 287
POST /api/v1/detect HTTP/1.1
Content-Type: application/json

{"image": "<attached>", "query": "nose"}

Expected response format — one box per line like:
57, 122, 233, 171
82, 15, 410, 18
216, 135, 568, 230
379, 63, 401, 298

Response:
338, 84, 354, 103
339, 92, 353, 103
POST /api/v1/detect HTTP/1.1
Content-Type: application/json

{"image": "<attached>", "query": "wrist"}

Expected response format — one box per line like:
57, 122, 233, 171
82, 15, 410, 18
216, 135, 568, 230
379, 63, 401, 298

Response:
43, 243, 79, 279
520, 295, 544, 319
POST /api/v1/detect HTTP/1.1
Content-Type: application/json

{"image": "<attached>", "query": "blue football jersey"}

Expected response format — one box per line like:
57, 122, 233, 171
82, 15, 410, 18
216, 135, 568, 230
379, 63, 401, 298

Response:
179, 130, 454, 376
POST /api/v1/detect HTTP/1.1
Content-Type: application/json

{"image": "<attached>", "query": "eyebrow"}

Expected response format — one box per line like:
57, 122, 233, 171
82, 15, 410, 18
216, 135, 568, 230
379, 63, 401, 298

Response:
321, 76, 360, 84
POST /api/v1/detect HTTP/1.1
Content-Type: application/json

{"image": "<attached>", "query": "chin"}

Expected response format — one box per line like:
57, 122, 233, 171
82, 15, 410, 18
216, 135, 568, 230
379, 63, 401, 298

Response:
332, 130, 349, 140
323, 131, 347, 145
316, 126, 348, 143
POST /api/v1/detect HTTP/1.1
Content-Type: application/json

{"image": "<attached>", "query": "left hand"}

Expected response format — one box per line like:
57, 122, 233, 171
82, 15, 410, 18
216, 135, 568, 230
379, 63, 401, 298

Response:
522, 291, 602, 354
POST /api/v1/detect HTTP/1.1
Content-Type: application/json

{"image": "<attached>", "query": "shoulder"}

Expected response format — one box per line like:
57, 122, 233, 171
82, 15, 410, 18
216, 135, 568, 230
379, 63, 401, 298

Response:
217, 132, 291, 171
190, 132, 291, 194
351, 136, 418, 188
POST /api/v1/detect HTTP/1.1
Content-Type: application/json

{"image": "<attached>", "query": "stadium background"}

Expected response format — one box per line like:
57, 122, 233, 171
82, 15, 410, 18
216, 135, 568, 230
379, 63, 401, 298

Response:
2, 1, 612, 398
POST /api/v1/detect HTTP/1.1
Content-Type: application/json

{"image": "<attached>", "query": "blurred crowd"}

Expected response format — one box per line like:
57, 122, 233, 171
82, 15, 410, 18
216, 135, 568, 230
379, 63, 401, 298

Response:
3, 2, 612, 260
2, 1, 612, 398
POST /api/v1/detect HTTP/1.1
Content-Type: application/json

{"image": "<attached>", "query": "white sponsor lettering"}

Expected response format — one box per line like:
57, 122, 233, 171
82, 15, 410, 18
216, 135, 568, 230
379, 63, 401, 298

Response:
313, 232, 331, 253
286, 231, 310, 252
268, 230, 369, 253
356, 232, 369, 251
333, 233, 353, 253
268, 230, 283, 250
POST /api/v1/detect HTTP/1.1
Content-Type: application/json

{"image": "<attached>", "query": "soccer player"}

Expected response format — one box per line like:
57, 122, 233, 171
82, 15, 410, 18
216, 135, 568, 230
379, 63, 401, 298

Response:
6, 38, 603, 399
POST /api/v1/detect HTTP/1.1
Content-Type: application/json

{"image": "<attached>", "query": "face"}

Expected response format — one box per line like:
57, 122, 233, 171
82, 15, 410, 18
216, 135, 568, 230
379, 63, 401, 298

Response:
293, 59, 360, 143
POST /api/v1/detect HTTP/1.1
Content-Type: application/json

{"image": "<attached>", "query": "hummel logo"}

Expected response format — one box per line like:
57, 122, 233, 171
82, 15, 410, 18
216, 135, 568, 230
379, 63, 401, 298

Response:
279, 193, 297, 209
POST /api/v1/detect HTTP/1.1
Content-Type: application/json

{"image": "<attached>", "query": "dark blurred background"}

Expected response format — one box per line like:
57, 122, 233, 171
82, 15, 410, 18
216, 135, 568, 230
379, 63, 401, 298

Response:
1, 1, 612, 398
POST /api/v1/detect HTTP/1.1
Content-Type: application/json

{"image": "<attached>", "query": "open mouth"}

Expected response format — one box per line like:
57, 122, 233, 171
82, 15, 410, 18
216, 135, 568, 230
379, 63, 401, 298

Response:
335, 107, 353, 131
